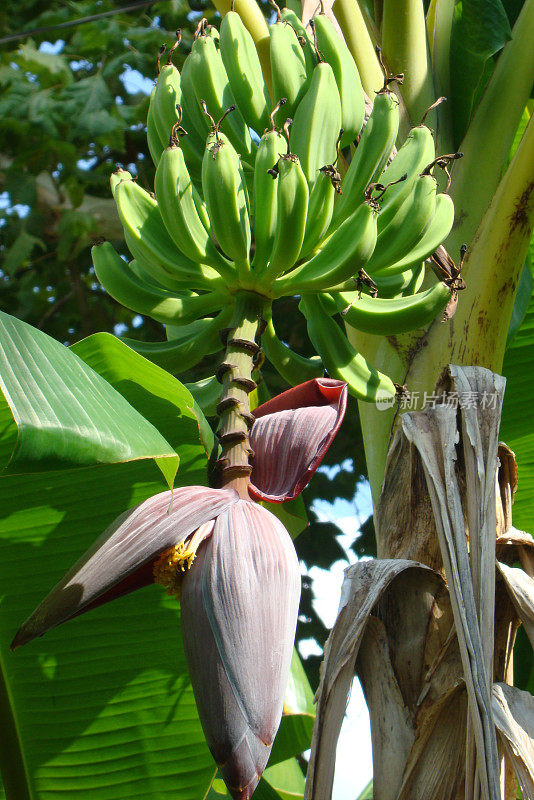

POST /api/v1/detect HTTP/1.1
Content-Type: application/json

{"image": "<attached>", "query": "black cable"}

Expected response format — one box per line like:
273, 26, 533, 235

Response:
0, 1, 158, 46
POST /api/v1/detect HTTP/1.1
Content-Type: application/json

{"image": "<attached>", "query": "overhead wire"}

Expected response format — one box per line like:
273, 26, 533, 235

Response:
0, 1, 158, 46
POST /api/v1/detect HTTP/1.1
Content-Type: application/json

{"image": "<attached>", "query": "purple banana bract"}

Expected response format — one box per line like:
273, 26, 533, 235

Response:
12, 378, 347, 800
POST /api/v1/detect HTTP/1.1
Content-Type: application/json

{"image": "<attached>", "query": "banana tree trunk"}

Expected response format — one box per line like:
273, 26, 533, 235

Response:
305, 365, 534, 800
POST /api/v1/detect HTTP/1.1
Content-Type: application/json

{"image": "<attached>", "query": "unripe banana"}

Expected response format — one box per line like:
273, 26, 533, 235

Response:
122, 308, 232, 373
324, 279, 452, 335
372, 266, 422, 297
300, 169, 336, 258
92, 242, 226, 326
289, 62, 342, 186
274, 200, 378, 295
113, 173, 225, 291
179, 55, 212, 144
261, 154, 309, 281
375, 124, 436, 231
252, 128, 287, 271
373, 193, 455, 277
188, 34, 254, 162
262, 317, 324, 385
270, 20, 309, 122
110, 168, 132, 195
154, 143, 235, 280
148, 64, 203, 175
220, 10, 271, 134
299, 294, 397, 402
331, 90, 399, 227
147, 86, 166, 165
201, 131, 251, 276
365, 173, 437, 274
312, 14, 365, 148
279, 8, 317, 80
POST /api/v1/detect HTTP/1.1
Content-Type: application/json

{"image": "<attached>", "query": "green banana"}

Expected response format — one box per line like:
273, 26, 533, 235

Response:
261, 152, 309, 280
299, 294, 397, 402
273, 200, 378, 295
331, 89, 399, 227
300, 169, 336, 258
312, 14, 365, 148
280, 7, 317, 77
127, 258, 178, 291
219, 10, 271, 134
110, 168, 131, 195
147, 86, 165, 166
262, 317, 324, 385
148, 64, 203, 175
179, 55, 212, 145
375, 124, 436, 231
113, 174, 225, 291
365, 173, 437, 274
289, 61, 342, 186
251, 126, 286, 271
373, 267, 424, 297
373, 193, 455, 277
270, 19, 309, 122
324, 279, 452, 335
400, 263, 425, 295
201, 130, 251, 277
188, 34, 254, 162
154, 143, 235, 280
122, 308, 232, 373
92, 241, 226, 326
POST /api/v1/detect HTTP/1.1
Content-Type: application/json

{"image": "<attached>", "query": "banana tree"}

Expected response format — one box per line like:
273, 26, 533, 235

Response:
1, 0, 533, 798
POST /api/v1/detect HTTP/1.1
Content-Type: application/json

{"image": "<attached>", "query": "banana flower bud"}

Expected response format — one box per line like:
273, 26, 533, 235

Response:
12, 378, 347, 800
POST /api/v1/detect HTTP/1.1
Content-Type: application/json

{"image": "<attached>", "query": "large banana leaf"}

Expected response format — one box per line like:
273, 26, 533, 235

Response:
501, 242, 534, 694
0, 322, 216, 798
0, 312, 179, 486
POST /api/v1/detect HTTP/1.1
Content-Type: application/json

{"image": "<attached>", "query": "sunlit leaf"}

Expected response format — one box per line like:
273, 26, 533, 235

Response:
0, 312, 178, 486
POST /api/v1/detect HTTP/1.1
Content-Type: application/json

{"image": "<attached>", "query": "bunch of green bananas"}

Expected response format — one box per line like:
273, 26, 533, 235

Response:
92, 6, 461, 406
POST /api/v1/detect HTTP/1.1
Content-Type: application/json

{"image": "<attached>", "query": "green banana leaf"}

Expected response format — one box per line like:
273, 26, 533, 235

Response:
0, 319, 222, 798
356, 779, 374, 799
70, 332, 214, 461
501, 239, 534, 693
271, 650, 315, 766
207, 758, 305, 800
449, 0, 512, 145
0, 461, 217, 800
0, 312, 178, 487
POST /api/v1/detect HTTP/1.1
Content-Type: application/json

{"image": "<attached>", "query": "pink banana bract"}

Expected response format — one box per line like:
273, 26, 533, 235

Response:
12, 378, 348, 800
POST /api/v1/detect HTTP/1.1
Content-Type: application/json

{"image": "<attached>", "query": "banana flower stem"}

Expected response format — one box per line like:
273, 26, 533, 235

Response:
215, 293, 268, 497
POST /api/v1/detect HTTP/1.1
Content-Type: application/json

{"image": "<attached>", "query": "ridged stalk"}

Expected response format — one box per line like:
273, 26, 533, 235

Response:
382, 0, 435, 124
215, 293, 268, 498
448, 0, 534, 255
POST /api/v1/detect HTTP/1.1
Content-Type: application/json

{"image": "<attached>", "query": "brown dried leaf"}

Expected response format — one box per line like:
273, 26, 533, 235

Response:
492, 683, 534, 798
